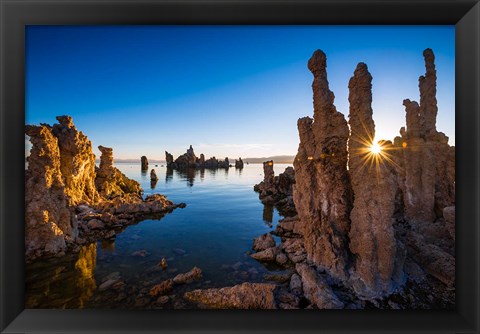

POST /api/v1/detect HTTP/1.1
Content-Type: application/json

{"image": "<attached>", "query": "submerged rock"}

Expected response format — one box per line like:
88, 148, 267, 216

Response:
184, 282, 278, 309
172, 267, 202, 284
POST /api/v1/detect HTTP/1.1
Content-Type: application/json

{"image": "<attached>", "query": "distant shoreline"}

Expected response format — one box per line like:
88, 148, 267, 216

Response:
97, 155, 296, 165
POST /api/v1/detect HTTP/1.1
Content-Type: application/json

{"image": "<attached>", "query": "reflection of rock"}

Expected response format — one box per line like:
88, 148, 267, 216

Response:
184, 282, 278, 309
254, 161, 296, 216
25, 243, 97, 308
262, 204, 273, 223
141, 156, 148, 171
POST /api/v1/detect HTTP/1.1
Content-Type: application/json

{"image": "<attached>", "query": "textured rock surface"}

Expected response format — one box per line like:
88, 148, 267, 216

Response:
25, 125, 77, 259
443, 206, 455, 241
141, 156, 148, 170
95, 146, 142, 199
184, 283, 278, 309
51, 116, 99, 206
252, 233, 276, 251
293, 50, 353, 281
172, 267, 202, 284
347, 63, 405, 298
26, 116, 182, 261
296, 263, 344, 309
254, 162, 296, 216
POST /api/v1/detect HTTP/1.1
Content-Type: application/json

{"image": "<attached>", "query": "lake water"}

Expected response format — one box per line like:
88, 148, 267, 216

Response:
25, 163, 292, 309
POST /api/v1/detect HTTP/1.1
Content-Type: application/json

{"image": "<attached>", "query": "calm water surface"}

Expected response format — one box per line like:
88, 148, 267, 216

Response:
26, 163, 292, 308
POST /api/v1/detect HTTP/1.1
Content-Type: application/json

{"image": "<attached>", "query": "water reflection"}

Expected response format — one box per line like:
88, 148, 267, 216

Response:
101, 239, 116, 252
165, 167, 173, 183
262, 204, 274, 226
150, 179, 158, 190
26, 243, 97, 308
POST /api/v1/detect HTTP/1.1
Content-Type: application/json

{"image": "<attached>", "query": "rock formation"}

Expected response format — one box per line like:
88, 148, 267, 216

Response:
25, 116, 184, 261
51, 116, 100, 206
293, 50, 353, 282
347, 63, 405, 298
254, 161, 296, 216
235, 157, 244, 169
95, 145, 142, 199
150, 169, 158, 181
25, 125, 77, 259
263, 48, 456, 308
166, 146, 231, 169
184, 283, 278, 309
141, 156, 148, 171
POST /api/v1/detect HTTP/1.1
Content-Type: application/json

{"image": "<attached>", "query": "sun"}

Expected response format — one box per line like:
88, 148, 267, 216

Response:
370, 142, 382, 154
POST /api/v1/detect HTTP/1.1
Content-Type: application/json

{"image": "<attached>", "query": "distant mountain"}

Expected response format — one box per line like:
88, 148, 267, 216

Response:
243, 155, 295, 164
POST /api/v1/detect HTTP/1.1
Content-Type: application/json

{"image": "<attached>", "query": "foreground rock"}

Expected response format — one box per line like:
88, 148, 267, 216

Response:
254, 161, 296, 216
347, 63, 405, 298
293, 50, 353, 282
250, 48, 455, 309
25, 116, 184, 261
184, 283, 278, 309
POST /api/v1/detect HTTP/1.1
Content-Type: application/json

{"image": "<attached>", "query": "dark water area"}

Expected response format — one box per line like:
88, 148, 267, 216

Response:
26, 163, 292, 309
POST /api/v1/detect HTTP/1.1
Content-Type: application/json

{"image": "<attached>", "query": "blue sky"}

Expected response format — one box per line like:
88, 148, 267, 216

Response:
26, 26, 455, 160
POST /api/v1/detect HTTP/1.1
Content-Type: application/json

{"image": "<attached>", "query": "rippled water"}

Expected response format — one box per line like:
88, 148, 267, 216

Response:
26, 163, 292, 309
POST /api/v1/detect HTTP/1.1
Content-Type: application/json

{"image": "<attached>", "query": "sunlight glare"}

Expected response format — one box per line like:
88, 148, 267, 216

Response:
370, 142, 382, 154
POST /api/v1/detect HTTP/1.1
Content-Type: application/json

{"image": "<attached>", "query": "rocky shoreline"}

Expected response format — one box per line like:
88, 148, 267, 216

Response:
25, 116, 185, 262
25, 48, 454, 310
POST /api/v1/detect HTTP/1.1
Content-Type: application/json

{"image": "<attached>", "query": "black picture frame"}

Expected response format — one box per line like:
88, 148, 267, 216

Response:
1, 0, 479, 333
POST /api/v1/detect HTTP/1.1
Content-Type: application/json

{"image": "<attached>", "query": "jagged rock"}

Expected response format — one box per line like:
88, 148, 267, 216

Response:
25, 125, 76, 260
184, 282, 278, 309
293, 50, 353, 282
51, 116, 100, 206
406, 231, 455, 287
26, 116, 183, 261
274, 216, 303, 238
172, 267, 202, 284
254, 162, 296, 216
289, 273, 303, 295
347, 62, 405, 298
296, 263, 344, 309
150, 279, 174, 297
443, 206, 455, 241
141, 156, 148, 170
235, 157, 244, 168
401, 49, 455, 225
165, 151, 174, 165
252, 233, 275, 251
150, 169, 158, 181
95, 145, 142, 199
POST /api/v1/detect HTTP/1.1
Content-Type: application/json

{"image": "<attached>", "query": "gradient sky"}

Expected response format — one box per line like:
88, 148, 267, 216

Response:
26, 26, 455, 160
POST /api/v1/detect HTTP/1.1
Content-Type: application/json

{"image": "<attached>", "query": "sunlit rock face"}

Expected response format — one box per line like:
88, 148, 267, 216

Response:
25, 125, 77, 260
293, 50, 353, 282
347, 63, 405, 298
95, 145, 142, 199
51, 116, 100, 206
